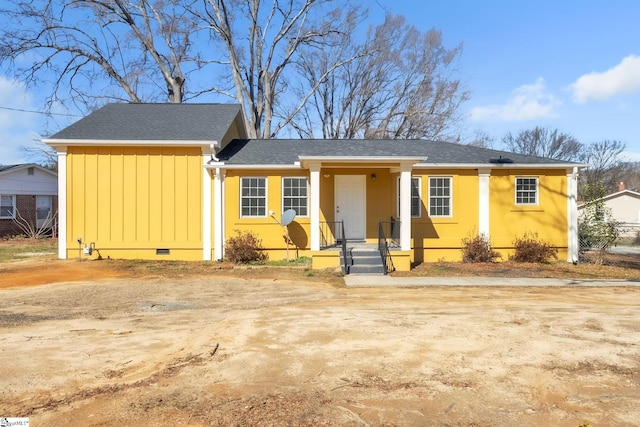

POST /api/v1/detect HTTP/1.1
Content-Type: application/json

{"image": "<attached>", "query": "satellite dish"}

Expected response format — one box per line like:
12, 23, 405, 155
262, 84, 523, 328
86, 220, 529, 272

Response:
281, 209, 296, 226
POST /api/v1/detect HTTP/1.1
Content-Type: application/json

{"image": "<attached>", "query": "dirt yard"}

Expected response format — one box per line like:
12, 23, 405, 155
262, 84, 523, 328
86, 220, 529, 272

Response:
1, 257, 640, 426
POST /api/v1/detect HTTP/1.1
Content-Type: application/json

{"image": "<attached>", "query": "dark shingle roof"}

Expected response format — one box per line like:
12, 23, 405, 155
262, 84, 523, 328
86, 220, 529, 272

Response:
48, 103, 243, 142
218, 139, 577, 166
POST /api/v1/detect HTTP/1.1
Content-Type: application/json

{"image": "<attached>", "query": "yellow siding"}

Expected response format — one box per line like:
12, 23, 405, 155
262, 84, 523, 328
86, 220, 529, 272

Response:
224, 170, 313, 261
489, 169, 568, 259
66, 146, 203, 260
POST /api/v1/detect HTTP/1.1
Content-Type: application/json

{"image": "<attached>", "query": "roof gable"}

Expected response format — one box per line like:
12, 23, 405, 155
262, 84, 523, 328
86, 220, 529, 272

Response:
46, 103, 246, 147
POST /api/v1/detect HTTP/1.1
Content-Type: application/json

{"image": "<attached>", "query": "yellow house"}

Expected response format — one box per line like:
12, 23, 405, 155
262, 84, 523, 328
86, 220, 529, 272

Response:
45, 103, 582, 273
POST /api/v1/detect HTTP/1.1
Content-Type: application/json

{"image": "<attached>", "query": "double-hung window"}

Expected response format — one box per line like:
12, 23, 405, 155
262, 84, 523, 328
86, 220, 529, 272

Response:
515, 177, 538, 205
240, 177, 267, 217
429, 177, 452, 217
397, 177, 421, 218
282, 177, 308, 216
0, 195, 15, 219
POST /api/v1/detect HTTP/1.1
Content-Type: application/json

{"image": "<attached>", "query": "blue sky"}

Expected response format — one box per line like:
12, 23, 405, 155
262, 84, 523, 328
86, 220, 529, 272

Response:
2, 0, 640, 163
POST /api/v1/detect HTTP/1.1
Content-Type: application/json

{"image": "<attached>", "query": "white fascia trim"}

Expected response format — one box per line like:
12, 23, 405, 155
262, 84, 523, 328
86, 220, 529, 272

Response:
44, 138, 216, 147
414, 162, 587, 169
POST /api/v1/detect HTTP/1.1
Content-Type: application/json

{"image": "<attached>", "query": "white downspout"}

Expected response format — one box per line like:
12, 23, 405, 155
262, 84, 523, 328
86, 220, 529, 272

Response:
213, 167, 226, 260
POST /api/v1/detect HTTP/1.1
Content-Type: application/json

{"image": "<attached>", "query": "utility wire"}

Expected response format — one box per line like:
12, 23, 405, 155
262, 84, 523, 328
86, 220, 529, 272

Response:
0, 105, 82, 117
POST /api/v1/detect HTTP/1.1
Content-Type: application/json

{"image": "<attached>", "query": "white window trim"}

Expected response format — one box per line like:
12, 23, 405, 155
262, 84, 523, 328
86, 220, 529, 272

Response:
240, 177, 268, 218
396, 177, 422, 218
0, 194, 16, 219
428, 176, 453, 218
515, 176, 539, 206
282, 176, 309, 218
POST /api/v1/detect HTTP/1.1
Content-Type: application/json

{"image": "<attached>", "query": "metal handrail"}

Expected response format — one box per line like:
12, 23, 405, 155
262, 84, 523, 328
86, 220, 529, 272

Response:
340, 221, 350, 274
378, 221, 396, 274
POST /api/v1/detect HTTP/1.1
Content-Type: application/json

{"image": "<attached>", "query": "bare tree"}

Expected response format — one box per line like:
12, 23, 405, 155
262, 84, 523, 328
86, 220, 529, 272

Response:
20, 140, 58, 171
579, 140, 626, 193
291, 14, 468, 140
0, 0, 200, 110
194, 0, 365, 139
502, 127, 582, 161
466, 130, 495, 149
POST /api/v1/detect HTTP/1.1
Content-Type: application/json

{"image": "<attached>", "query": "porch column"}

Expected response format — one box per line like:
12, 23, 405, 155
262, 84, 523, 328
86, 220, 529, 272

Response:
567, 167, 579, 263
478, 168, 491, 238
213, 167, 226, 261
57, 148, 67, 259
309, 163, 320, 251
399, 163, 412, 251
202, 161, 212, 261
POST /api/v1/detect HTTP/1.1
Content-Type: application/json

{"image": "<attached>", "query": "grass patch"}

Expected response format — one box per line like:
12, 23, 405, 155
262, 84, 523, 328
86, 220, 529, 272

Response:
0, 237, 57, 262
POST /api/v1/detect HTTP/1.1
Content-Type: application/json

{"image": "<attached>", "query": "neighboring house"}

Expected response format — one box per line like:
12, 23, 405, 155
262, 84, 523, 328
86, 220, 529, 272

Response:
578, 183, 640, 237
0, 164, 58, 238
44, 103, 583, 271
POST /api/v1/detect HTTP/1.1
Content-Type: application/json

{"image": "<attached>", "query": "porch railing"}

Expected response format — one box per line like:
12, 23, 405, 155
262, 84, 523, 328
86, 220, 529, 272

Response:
319, 220, 344, 249
319, 221, 351, 274
378, 221, 396, 274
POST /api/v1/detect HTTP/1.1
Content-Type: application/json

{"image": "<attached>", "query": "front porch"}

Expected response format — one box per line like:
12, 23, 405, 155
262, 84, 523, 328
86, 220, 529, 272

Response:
311, 219, 410, 274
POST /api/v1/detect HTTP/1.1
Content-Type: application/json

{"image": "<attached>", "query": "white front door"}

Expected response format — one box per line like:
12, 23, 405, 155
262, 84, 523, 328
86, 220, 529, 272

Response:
36, 196, 52, 228
335, 175, 366, 240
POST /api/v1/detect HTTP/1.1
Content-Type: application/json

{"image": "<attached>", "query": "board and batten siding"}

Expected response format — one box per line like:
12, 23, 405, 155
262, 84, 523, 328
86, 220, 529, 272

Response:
66, 146, 203, 259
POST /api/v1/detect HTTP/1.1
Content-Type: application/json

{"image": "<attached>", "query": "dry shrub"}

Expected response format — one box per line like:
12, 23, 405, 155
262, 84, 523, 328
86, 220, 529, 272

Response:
511, 232, 557, 263
461, 234, 501, 263
225, 230, 267, 264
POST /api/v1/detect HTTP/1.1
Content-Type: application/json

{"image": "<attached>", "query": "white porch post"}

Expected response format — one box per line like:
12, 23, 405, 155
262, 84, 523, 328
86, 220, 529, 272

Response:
202, 160, 212, 261
56, 148, 67, 259
399, 163, 412, 251
310, 163, 320, 251
213, 167, 226, 261
567, 167, 579, 263
478, 168, 491, 238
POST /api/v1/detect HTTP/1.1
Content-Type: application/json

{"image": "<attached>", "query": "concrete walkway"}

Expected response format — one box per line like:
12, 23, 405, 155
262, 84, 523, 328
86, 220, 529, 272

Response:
344, 274, 640, 287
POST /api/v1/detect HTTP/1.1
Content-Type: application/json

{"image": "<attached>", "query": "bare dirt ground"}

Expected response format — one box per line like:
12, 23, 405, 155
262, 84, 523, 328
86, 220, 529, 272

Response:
1, 256, 640, 426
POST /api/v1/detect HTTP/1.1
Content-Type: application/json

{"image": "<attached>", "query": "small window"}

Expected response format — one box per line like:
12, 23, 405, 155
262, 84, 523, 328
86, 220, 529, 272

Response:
0, 195, 16, 219
516, 177, 538, 205
282, 177, 308, 216
429, 177, 452, 217
241, 177, 267, 217
28, 167, 35, 175
397, 177, 421, 218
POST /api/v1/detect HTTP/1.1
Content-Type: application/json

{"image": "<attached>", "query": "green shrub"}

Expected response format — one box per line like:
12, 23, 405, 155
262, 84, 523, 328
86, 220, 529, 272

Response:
511, 232, 558, 263
224, 230, 268, 264
461, 234, 501, 263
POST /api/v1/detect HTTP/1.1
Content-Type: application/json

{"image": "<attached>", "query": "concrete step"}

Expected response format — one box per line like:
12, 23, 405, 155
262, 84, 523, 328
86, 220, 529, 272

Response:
349, 264, 386, 274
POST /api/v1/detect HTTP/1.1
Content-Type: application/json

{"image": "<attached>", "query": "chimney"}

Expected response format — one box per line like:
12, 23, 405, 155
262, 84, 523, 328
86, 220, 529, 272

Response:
619, 181, 625, 191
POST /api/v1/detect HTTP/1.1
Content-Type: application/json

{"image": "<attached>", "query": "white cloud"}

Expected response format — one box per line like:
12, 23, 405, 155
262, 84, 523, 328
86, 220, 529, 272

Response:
620, 150, 640, 162
469, 78, 559, 122
570, 55, 640, 104
0, 76, 43, 164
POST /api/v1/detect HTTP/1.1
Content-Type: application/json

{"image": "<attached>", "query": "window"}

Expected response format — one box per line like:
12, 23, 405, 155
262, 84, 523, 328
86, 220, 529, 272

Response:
429, 177, 452, 217
240, 177, 267, 217
516, 177, 538, 205
397, 177, 421, 218
0, 195, 16, 219
282, 177, 308, 216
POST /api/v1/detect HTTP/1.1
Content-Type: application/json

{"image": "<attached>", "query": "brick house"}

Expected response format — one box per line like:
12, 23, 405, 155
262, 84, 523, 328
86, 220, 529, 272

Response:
0, 164, 58, 238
